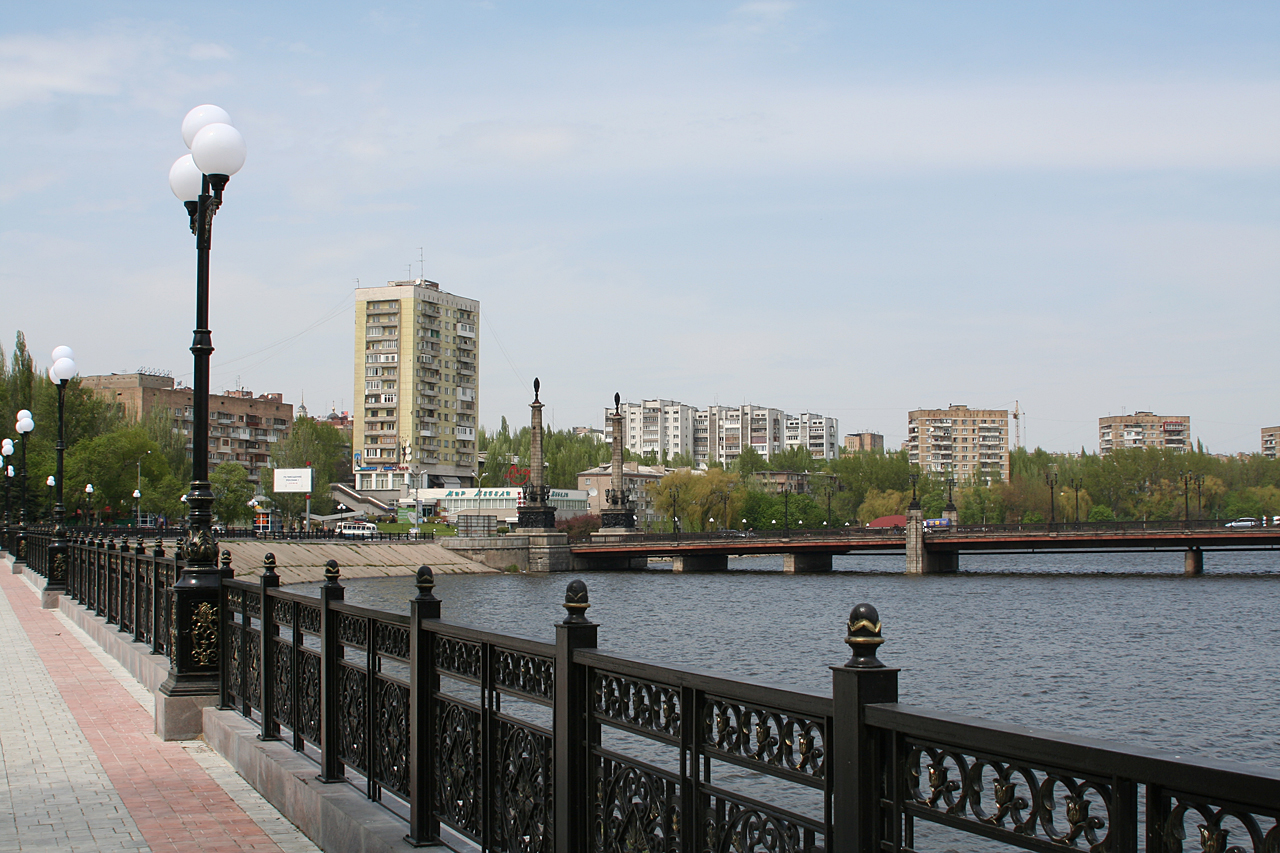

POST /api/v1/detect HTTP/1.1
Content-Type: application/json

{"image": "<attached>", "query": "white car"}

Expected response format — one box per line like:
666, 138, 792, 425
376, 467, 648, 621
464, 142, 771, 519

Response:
1224, 518, 1261, 529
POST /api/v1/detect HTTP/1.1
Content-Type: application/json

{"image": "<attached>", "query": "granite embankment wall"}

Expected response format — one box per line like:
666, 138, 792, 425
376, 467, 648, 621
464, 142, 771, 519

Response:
221, 541, 496, 584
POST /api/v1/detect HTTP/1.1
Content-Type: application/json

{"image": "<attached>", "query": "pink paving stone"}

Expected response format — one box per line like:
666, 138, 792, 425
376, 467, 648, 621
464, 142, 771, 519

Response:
1, 571, 288, 853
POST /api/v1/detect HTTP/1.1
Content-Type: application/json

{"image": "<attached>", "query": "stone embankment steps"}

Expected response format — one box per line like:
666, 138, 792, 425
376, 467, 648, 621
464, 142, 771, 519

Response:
221, 540, 496, 584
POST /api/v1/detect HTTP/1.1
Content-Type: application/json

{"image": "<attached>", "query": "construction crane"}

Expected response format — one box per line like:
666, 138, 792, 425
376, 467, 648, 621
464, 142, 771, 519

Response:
1012, 400, 1021, 450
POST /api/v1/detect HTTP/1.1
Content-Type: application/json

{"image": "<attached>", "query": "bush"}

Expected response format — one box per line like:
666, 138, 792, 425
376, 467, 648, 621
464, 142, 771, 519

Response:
556, 513, 601, 541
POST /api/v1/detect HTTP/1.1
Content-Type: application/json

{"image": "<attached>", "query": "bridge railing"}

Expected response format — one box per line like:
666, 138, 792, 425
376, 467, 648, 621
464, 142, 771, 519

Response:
216, 557, 1280, 853
950, 518, 1244, 535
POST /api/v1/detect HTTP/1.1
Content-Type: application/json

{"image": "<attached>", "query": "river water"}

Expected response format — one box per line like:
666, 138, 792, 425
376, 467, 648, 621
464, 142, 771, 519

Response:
314, 550, 1280, 774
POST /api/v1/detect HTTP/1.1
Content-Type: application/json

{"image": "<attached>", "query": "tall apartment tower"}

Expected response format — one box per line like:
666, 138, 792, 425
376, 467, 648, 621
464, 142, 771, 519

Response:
1098, 413, 1190, 454
786, 413, 840, 461
907, 404, 1010, 481
604, 400, 696, 461
353, 279, 479, 491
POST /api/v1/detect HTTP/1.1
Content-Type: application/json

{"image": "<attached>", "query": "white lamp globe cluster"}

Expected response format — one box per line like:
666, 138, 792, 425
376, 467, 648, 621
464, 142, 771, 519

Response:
50, 345, 77, 384
168, 104, 247, 202
15, 409, 34, 435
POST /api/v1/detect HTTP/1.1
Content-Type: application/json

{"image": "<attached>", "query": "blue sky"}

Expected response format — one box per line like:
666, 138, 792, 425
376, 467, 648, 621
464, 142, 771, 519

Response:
3, 2, 1278, 453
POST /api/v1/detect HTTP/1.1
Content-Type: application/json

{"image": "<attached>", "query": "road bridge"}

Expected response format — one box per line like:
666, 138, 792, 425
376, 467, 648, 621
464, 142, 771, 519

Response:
571, 520, 1280, 574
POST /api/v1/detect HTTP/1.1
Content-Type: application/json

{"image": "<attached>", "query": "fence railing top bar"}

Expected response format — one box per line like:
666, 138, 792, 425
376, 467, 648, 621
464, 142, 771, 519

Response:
866, 702, 1280, 808
261, 587, 326, 606
577, 647, 832, 718
330, 600, 411, 626
418, 616, 556, 659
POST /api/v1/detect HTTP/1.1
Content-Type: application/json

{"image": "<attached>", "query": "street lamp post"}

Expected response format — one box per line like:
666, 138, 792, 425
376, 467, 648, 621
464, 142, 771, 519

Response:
46, 346, 78, 592
46, 476, 56, 521
1068, 477, 1082, 525
85, 484, 94, 528
1181, 473, 1192, 525
166, 104, 246, 693
1045, 470, 1058, 526
1, 441, 13, 552
134, 490, 142, 527
1194, 474, 1205, 520
783, 486, 790, 534
14, 410, 34, 564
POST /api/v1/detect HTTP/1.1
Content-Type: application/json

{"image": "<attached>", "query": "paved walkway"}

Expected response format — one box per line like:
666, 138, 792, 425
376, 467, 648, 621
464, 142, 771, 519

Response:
0, 566, 321, 853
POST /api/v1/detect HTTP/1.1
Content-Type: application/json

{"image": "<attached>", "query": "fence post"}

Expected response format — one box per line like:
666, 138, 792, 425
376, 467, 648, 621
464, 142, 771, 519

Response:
258, 552, 281, 740
555, 580, 597, 853
405, 565, 441, 847
133, 538, 146, 643
151, 538, 165, 655
831, 603, 899, 853
318, 559, 345, 783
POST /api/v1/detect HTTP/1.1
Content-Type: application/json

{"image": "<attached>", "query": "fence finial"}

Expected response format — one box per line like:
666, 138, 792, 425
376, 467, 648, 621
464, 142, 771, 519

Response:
844, 602, 885, 668
323, 559, 341, 587
415, 565, 437, 601
262, 552, 277, 578
562, 579, 591, 624
221, 549, 233, 574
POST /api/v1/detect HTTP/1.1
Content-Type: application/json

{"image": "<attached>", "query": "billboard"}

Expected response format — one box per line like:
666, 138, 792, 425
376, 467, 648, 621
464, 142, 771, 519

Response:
273, 468, 313, 493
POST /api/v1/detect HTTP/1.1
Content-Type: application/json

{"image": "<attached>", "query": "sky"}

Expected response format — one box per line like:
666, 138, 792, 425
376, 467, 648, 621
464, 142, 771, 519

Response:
2, 2, 1278, 455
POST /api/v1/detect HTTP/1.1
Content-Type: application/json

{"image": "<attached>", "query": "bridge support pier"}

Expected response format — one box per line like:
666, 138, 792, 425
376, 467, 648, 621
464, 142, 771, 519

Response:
1184, 547, 1204, 577
783, 553, 832, 573
906, 509, 958, 574
672, 554, 728, 572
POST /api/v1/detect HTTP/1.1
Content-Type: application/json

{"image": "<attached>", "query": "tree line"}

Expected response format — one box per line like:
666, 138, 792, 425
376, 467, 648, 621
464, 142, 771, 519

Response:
0, 332, 347, 529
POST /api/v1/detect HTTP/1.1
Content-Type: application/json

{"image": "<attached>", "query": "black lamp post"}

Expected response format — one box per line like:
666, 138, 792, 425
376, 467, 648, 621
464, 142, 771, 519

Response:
84, 484, 94, 528
1182, 473, 1192, 525
908, 472, 920, 510
1045, 470, 1058, 526
944, 469, 957, 514
1194, 474, 1205, 520
1, 446, 13, 551
13, 410, 34, 564
164, 104, 246, 693
783, 485, 790, 534
45, 346, 77, 591
1068, 477, 1082, 525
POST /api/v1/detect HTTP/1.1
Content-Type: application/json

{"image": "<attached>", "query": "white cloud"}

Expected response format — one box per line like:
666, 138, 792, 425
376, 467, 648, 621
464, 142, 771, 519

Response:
0, 32, 134, 108
188, 42, 232, 61
726, 1, 797, 34
441, 121, 585, 164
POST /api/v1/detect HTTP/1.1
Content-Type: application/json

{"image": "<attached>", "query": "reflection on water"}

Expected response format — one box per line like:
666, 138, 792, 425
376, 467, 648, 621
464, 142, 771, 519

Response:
302, 549, 1280, 771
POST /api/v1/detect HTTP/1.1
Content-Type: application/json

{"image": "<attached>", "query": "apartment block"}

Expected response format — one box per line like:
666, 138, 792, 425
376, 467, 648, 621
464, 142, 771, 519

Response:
1098, 413, 1190, 454
786, 413, 839, 460
354, 279, 479, 492
604, 400, 696, 461
82, 372, 292, 485
843, 432, 885, 453
577, 462, 669, 524
1264, 426, 1280, 459
907, 404, 1010, 481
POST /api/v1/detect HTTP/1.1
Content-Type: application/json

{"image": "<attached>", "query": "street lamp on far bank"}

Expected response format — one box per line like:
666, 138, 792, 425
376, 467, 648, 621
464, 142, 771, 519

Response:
84, 483, 95, 527
134, 490, 142, 527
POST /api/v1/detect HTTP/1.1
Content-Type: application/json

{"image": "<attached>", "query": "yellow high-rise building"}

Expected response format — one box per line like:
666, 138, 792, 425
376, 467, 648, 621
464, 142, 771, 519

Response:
353, 279, 479, 492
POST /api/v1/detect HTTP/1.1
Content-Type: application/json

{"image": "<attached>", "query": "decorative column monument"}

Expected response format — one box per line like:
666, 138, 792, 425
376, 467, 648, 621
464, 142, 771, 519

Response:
517, 379, 571, 571
518, 378, 557, 530
599, 392, 636, 532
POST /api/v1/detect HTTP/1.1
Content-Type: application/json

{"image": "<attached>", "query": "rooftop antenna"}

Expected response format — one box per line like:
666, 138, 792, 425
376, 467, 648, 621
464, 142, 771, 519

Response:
355, 278, 360, 288
418, 247, 424, 282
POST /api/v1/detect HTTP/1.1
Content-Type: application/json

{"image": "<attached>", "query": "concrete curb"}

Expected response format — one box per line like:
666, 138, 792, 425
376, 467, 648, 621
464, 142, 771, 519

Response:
203, 709, 421, 853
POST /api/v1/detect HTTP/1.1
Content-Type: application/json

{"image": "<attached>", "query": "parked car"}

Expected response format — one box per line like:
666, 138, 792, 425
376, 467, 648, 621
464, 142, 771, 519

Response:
1224, 517, 1261, 529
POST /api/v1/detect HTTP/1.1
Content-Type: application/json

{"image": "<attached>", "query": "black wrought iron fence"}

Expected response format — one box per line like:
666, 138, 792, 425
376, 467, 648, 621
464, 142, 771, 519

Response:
55, 532, 180, 658
216, 558, 1280, 853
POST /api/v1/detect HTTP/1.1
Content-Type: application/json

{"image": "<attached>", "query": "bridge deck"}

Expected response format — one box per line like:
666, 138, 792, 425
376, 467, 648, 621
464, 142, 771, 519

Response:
571, 527, 1280, 558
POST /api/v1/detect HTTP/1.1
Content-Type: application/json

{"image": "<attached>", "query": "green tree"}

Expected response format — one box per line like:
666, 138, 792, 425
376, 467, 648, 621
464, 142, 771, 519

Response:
731, 446, 768, 475
265, 416, 348, 527
210, 462, 255, 526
